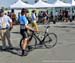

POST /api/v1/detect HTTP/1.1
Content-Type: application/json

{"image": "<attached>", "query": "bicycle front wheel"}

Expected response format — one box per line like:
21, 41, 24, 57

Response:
44, 33, 57, 48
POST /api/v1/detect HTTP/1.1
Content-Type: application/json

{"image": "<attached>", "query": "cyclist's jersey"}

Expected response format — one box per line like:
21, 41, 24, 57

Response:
19, 15, 28, 29
20, 15, 29, 38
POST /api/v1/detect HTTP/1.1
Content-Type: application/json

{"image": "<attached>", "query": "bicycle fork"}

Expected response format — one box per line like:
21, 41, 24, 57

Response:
41, 33, 52, 45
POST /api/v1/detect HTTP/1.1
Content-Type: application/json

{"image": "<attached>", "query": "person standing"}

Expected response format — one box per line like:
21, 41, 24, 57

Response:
0, 9, 13, 50
31, 10, 38, 31
10, 9, 16, 25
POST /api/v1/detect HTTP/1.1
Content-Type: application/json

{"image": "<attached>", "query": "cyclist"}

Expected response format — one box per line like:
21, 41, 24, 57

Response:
19, 8, 37, 56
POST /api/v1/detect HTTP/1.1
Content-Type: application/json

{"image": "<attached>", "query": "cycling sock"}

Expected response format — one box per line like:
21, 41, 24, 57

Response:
22, 50, 24, 55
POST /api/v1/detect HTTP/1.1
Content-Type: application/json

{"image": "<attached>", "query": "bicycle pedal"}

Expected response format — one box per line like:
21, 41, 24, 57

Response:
27, 46, 33, 51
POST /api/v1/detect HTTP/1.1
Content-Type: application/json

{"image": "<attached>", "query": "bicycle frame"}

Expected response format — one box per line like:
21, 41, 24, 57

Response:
29, 26, 50, 44
33, 32, 47, 43
20, 25, 57, 49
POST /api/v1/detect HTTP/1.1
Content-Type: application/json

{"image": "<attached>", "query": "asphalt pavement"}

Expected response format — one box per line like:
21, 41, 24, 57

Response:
0, 21, 75, 63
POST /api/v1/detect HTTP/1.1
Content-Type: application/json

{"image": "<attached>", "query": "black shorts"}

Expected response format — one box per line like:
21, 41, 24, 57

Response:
20, 29, 28, 39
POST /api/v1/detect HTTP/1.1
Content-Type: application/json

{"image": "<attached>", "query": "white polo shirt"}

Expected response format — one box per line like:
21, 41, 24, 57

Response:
31, 13, 36, 22
0, 15, 12, 29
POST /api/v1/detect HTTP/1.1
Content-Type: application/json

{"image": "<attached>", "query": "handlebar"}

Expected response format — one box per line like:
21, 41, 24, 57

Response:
29, 25, 50, 34
44, 25, 50, 29
44, 25, 50, 33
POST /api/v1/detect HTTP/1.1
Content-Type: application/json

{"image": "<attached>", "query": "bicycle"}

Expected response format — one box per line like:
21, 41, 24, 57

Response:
20, 25, 57, 49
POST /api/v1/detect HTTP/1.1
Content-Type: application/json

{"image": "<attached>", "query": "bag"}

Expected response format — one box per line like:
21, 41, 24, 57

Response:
2, 18, 7, 28
1, 18, 7, 35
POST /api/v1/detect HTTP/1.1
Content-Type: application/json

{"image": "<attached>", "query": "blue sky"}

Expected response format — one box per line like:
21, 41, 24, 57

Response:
0, 0, 72, 8
27, 0, 71, 4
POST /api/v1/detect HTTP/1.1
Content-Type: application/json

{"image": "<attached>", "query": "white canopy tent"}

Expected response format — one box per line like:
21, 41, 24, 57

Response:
53, 0, 71, 7
72, 0, 75, 6
33, 0, 53, 8
10, 0, 33, 9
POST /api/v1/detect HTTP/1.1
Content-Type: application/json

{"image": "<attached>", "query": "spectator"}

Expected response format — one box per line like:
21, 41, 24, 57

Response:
31, 10, 38, 31
0, 9, 13, 50
11, 9, 16, 25
42, 11, 48, 24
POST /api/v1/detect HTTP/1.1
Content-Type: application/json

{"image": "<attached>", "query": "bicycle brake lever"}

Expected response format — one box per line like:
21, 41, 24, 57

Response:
46, 26, 50, 28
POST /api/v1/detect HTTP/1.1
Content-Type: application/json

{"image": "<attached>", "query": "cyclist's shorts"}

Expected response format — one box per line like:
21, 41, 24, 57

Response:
20, 29, 28, 39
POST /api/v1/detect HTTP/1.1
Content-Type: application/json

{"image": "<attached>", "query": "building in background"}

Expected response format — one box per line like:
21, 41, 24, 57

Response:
35, 0, 48, 3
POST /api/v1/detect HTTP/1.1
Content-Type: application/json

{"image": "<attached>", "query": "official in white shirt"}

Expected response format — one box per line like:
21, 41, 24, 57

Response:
0, 9, 13, 50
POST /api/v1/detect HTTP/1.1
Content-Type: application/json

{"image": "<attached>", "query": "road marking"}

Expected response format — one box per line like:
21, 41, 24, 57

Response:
42, 60, 75, 62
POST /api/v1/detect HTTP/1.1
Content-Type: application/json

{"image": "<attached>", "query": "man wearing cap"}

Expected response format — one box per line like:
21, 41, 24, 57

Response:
0, 9, 13, 50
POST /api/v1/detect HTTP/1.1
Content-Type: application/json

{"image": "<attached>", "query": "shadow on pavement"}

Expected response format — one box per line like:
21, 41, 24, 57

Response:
0, 46, 21, 56
0, 45, 52, 56
11, 32, 20, 34
55, 26, 75, 28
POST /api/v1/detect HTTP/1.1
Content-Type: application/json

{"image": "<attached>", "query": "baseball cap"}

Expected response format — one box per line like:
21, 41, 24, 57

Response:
0, 9, 4, 13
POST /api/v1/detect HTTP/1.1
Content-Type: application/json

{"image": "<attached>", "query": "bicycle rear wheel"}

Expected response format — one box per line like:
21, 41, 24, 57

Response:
20, 38, 23, 50
44, 33, 57, 48
19, 36, 37, 50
